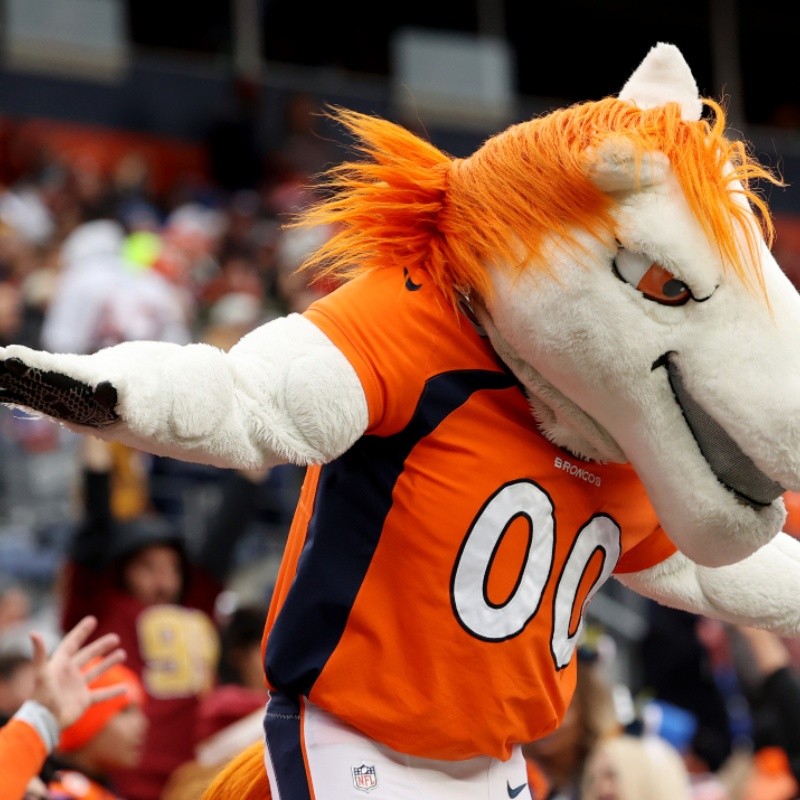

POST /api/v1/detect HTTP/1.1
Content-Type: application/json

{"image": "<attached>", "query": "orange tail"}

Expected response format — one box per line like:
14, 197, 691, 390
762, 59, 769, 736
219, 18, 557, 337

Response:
202, 740, 271, 800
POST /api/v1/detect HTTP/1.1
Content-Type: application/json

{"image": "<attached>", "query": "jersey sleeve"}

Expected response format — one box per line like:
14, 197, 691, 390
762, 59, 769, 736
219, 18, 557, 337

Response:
304, 297, 385, 431
303, 270, 459, 436
614, 524, 678, 573
0, 717, 49, 800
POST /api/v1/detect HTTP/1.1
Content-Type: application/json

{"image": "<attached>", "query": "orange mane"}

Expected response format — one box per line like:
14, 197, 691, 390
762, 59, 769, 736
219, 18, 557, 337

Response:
295, 100, 782, 302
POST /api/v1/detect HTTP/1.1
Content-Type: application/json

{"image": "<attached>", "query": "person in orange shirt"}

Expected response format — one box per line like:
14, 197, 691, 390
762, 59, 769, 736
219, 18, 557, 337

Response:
47, 659, 147, 799
0, 615, 126, 800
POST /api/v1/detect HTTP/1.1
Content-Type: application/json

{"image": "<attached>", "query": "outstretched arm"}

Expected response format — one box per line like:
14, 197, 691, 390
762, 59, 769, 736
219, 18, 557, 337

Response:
68, 435, 116, 569
0, 314, 368, 470
615, 532, 800, 636
60, 436, 126, 631
193, 466, 270, 586
727, 625, 800, 768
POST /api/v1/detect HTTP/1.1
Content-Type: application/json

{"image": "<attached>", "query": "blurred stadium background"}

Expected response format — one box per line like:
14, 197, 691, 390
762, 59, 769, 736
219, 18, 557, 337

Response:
3, 1, 800, 167
5, 0, 800, 269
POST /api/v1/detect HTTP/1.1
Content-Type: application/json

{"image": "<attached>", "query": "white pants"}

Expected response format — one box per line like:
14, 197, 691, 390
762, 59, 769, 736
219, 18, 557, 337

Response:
263, 693, 533, 800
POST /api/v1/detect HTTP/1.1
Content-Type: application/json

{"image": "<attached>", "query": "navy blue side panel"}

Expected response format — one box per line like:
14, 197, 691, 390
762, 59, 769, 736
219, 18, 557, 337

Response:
264, 693, 311, 800
265, 369, 515, 698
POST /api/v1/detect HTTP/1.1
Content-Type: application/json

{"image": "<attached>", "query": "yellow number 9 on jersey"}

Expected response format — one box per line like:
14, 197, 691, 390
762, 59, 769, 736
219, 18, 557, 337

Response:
138, 606, 220, 698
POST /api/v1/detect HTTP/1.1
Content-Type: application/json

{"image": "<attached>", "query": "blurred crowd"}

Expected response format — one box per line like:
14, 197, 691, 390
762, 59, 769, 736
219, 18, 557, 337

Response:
2, 94, 800, 800
0, 90, 339, 799
0, 89, 342, 598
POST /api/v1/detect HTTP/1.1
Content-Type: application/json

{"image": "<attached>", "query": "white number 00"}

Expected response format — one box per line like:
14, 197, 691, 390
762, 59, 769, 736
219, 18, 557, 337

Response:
451, 480, 620, 668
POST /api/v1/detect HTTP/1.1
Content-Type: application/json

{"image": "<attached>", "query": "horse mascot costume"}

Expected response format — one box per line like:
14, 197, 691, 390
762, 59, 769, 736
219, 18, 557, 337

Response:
3, 42, 800, 800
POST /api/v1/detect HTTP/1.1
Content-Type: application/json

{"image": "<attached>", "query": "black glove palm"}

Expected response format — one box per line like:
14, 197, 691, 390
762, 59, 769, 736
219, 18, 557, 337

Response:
0, 357, 119, 428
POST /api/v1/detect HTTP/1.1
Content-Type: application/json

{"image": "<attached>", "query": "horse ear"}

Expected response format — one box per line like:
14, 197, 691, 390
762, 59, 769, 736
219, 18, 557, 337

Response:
619, 42, 703, 121
586, 138, 670, 192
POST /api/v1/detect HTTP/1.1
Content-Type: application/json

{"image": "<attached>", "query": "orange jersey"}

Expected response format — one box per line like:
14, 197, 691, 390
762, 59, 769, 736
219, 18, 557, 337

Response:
263, 267, 677, 761
0, 717, 48, 800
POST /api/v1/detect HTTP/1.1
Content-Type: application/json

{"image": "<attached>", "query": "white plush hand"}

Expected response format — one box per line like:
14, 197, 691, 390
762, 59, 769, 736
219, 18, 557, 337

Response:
29, 615, 126, 729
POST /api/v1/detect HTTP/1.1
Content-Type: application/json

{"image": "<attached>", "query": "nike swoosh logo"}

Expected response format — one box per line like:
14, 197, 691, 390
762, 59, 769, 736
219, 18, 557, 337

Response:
403, 267, 422, 291
507, 780, 527, 798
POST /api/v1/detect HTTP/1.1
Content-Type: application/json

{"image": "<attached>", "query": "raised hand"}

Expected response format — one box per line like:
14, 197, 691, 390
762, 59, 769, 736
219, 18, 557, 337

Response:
0, 355, 119, 428
29, 615, 127, 729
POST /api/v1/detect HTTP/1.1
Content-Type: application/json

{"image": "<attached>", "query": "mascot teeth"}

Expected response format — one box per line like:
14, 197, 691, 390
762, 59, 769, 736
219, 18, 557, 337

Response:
655, 351, 785, 508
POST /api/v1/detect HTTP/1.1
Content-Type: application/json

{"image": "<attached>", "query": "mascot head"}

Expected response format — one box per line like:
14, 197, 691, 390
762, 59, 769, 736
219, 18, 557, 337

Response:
295, 43, 800, 568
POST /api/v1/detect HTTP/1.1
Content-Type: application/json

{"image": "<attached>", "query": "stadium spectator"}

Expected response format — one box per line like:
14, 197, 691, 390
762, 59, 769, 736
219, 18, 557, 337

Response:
580, 733, 694, 800
195, 602, 270, 760
38, 218, 128, 355
524, 632, 721, 800
637, 604, 735, 779
155, 201, 225, 309
523, 638, 622, 800
214, 603, 270, 692
0, 575, 32, 635
159, 603, 269, 799
58, 435, 268, 800
40, 216, 192, 357
49, 658, 147, 799
724, 625, 800, 800
0, 615, 125, 800
200, 290, 270, 353
0, 651, 36, 723
0, 576, 62, 663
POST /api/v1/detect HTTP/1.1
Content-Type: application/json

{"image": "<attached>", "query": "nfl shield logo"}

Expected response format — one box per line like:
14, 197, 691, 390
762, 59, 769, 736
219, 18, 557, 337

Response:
352, 762, 378, 792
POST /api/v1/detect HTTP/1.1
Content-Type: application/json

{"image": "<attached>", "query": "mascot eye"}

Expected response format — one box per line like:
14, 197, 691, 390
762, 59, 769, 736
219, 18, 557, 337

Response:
613, 249, 692, 306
